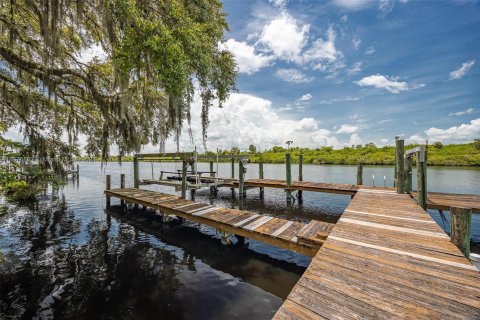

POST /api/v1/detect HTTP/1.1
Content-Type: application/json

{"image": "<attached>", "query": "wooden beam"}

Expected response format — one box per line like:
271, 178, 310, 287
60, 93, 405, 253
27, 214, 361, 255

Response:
450, 206, 471, 257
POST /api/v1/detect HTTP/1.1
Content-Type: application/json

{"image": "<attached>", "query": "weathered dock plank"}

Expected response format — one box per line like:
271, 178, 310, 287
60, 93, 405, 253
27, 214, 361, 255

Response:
274, 190, 480, 320
104, 188, 334, 257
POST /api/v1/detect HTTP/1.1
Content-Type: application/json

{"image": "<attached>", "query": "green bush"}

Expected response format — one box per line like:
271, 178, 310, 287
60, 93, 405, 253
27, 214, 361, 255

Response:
4, 181, 40, 201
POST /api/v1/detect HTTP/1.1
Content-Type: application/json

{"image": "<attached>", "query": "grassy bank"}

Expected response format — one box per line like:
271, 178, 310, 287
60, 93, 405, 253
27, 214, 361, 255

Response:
78, 141, 480, 167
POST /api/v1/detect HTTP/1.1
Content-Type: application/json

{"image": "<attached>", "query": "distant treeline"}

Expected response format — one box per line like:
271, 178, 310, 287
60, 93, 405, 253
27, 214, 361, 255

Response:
77, 140, 480, 167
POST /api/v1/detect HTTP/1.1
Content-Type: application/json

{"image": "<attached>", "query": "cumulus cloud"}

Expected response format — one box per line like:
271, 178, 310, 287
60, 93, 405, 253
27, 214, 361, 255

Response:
349, 133, 362, 145
258, 12, 309, 62
178, 92, 340, 150
336, 124, 359, 134
407, 134, 426, 144
298, 93, 312, 101
449, 108, 476, 117
276, 68, 314, 83
302, 26, 343, 71
355, 74, 425, 94
449, 60, 475, 80
222, 39, 273, 74
425, 118, 480, 143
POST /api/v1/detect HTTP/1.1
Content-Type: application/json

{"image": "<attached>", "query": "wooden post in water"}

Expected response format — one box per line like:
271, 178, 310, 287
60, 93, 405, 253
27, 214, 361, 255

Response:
106, 175, 111, 207
120, 174, 125, 205
356, 162, 363, 185
210, 161, 214, 177
133, 155, 139, 188
404, 157, 412, 193
450, 207, 471, 257
396, 139, 405, 193
76, 164, 79, 178
298, 154, 303, 202
416, 147, 427, 209
239, 160, 245, 198
230, 157, 235, 192
181, 160, 188, 199
286, 153, 292, 203
259, 162, 264, 198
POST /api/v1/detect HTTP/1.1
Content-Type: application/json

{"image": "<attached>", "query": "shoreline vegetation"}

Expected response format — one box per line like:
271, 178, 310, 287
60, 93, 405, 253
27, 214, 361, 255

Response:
77, 141, 480, 167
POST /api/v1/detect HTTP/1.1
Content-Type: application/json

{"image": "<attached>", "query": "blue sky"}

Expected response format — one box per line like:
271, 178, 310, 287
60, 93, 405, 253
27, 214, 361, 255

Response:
178, 0, 479, 152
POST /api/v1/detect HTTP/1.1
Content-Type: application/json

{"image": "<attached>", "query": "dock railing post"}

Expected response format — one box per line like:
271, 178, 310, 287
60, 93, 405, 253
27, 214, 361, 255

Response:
286, 153, 292, 203
181, 160, 188, 199
239, 160, 245, 198
416, 146, 427, 209
106, 174, 111, 207
120, 173, 125, 206
396, 139, 405, 193
356, 162, 363, 185
133, 155, 139, 188
298, 154, 303, 202
404, 156, 412, 193
450, 206, 472, 258
259, 162, 264, 198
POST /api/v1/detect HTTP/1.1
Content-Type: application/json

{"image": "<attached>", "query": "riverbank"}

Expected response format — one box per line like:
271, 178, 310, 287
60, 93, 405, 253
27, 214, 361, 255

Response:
77, 142, 480, 167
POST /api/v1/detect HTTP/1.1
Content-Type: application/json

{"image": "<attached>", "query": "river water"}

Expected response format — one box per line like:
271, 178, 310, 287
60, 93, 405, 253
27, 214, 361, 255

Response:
1, 162, 479, 319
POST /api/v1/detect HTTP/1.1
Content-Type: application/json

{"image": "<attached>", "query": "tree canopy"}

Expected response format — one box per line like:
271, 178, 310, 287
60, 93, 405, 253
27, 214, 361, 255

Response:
0, 0, 237, 164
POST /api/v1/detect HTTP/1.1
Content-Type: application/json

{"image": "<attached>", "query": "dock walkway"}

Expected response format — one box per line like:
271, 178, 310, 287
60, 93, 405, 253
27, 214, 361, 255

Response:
274, 189, 480, 319
104, 188, 334, 257
243, 179, 480, 213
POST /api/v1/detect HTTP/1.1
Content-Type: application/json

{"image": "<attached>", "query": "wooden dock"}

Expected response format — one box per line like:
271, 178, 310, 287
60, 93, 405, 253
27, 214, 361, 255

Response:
104, 188, 334, 257
243, 179, 480, 213
274, 189, 480, 319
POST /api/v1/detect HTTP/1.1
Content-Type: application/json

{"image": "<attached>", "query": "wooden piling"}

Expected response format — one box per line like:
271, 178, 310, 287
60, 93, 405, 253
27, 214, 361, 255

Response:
120, 174, 125, 205
231, 158, 235, 191
450, 207, 471, 257
106, 175, 111, 207
76, 164, 79, 177
396, 139, 405, 194
259, 162, 264, 198
181, 160, 188, 199
404, 157, 412, 193
239, 160, 246, 198
416, 147, 427, 209
210, 161, 214, 177
298, 154, 303, 201
133, 155, 139, 188
356, 162, 363, 185
286, 154, 292, 203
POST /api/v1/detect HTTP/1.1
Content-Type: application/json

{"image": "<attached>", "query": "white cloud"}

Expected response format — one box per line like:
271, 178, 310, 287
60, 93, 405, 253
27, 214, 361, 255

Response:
332, 0, 372, 10
347, 61, 363, 75
425, 118, 480, 143
258, 12, 309, 62
378, 0, 394, 16
355, 74, 424, 94
276, 68, 314, 83
448, 108, 476, 117
222, 39, 274, 75
365, 46, 376, 55
172, 92, 340, 151
269, 0, 286, 7
340, 15, 348, 23
352, 34, 361, 50
349, 133, 362, 145
319, 96, 361, 105
336, 124, 359, 134
407, 134, 426, 144
302, 26, 343, 71
298, 93, 312, 101
449, 60, 475, 80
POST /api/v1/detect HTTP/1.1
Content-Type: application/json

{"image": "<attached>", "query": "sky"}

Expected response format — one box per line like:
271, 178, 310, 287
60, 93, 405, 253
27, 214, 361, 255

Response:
4, 0, 480, 153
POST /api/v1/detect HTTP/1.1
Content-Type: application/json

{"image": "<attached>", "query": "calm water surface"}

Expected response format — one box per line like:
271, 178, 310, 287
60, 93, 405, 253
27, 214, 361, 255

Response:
1, 162, 479, 319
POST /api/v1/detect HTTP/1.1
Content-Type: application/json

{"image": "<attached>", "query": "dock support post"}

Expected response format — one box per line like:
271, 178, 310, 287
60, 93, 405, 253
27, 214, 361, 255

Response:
416, 146, 427, 210
259, 162, 264, 198
133, 155, 139, 188
298, 154, 303, 202
210, 161, 214, 177
450, 207, 471, 258
120, 174, 125, 206
356, 162, 363, 185
396, 139, 405, 193
76, 164, 79, 178
404, 157, 412, 193
239, 160, 246, 198
286, 153, 292, 203
181, 160, 188, 199
106, 175, 111, 207
231, 158, 235, 191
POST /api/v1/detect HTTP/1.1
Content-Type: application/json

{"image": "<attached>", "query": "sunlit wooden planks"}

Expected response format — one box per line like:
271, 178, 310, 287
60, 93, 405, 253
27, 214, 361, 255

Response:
104, 188, 332, 257
274, 190, 480, 319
